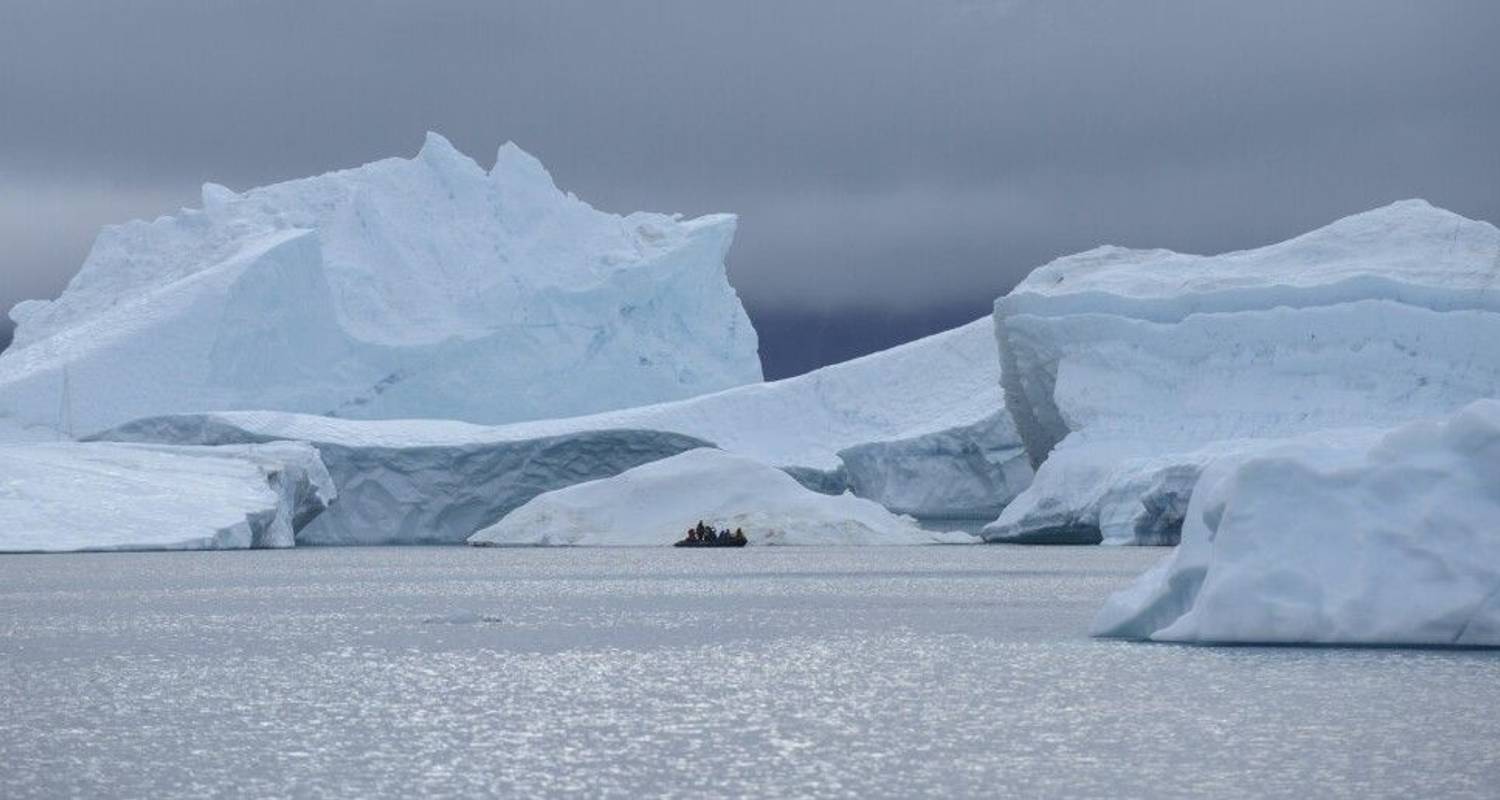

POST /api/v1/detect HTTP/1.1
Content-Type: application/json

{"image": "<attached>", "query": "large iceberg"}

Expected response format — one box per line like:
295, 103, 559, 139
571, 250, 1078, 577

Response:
470, 448, 970, 547
0, 133, 760, 435
985, 200, 1500, 544
1093, 401, 1500, 646
95, 317, 1031, 544
0, 441, 333, 552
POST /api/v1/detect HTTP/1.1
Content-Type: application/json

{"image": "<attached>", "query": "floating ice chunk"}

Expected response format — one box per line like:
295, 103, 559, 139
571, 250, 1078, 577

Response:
1092, 401, 1500, 646
0, 441, 333, 552
984, 437, 1288, 545
422, 610, 502, 625
469, 448, 972, 547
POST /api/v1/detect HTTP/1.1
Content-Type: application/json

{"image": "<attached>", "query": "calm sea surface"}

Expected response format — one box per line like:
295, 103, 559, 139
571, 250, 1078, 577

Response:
2, 546, 1497, 798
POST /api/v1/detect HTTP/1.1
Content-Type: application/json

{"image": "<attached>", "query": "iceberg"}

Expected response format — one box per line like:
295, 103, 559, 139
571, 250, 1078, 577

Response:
0, 441, 334, 552
95, 317, 1031, 544
99, 419, 710, 546
986, 200, 1500, 544
985, 437, 1281, 545
469, 448, 971, 547
1092, 401, 1500, 646
0, 133, 760, 435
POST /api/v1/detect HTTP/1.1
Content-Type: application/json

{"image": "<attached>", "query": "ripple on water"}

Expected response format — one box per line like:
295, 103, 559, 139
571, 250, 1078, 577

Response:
0, 546, 1497, 798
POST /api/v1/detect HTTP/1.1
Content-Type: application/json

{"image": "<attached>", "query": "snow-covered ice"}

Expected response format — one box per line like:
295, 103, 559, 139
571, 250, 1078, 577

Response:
0, 441, 334, 552
986, 200, 1500, 544
1093, 400, 1500, 646
0, 133, 760, 435
95, 317, 1030, 544
470, 448, 972, 547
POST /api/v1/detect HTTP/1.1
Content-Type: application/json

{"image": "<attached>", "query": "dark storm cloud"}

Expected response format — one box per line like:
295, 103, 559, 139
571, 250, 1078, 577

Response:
2, 0, 1498, 374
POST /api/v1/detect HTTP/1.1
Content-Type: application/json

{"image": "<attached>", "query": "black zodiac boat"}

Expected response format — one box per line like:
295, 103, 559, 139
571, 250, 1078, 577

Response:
674, 523, 749, 548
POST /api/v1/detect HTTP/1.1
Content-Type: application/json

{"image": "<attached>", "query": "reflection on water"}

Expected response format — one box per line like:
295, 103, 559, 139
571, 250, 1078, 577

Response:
1, 546, 1496, 798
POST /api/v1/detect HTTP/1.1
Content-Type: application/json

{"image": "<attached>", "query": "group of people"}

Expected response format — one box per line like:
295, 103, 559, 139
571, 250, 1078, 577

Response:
681, 521, 748, 546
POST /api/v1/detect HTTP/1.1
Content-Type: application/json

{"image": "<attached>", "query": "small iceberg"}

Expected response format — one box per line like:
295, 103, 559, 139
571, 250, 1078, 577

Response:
468, 448, 976, 547
1092, 400, 1500, 646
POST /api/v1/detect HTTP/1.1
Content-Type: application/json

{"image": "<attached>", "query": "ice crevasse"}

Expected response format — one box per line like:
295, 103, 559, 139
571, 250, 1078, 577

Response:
983, 200, 1500, 545
0, 133, 761, 435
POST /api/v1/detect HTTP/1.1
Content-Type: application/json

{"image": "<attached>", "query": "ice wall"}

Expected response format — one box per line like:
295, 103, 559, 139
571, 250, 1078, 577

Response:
94, 414, 710, 545
0, 441, 333, 552
986, 200, 1500, 544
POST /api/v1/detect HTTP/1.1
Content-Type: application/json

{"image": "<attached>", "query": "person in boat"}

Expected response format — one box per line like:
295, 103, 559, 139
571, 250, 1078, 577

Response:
733, 527, 747, 545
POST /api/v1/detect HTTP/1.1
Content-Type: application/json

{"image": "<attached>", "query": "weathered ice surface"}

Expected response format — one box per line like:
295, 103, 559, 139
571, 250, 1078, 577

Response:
97, 318, 1032, 540
0, 441, 333, 551
986, 200, 1500, 544
1093, 401, 1500, 645
838, 410, 1032, 520
470, 448, 972, 547
95, 415, 709, 545
987, 438, 1278, 546
0, 133, 760, 435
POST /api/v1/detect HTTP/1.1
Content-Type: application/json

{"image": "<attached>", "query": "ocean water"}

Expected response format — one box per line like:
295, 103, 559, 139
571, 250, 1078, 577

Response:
1, 546, 1496, 798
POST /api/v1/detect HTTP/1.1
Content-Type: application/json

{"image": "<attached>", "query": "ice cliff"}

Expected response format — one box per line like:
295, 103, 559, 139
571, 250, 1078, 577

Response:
95, 317, 1031, 544
1092, 401, 1500, 646
984, 200, 1500, 544
0, 441, 333, 551
0, 133, 760, 434
470, 448, 971, 547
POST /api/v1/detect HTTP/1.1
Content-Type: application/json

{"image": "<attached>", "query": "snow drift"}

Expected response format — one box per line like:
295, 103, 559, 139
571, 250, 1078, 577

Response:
469, 448, 971, 547
986, 200, 1500, 544
0, 133, 760, 435
0, 441, 334, 552
95, 317, 1030, 544
1092, 401, 1500, 646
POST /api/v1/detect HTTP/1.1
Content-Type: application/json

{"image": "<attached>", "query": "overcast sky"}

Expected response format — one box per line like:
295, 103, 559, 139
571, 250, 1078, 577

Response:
3, 1, 1497, 377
